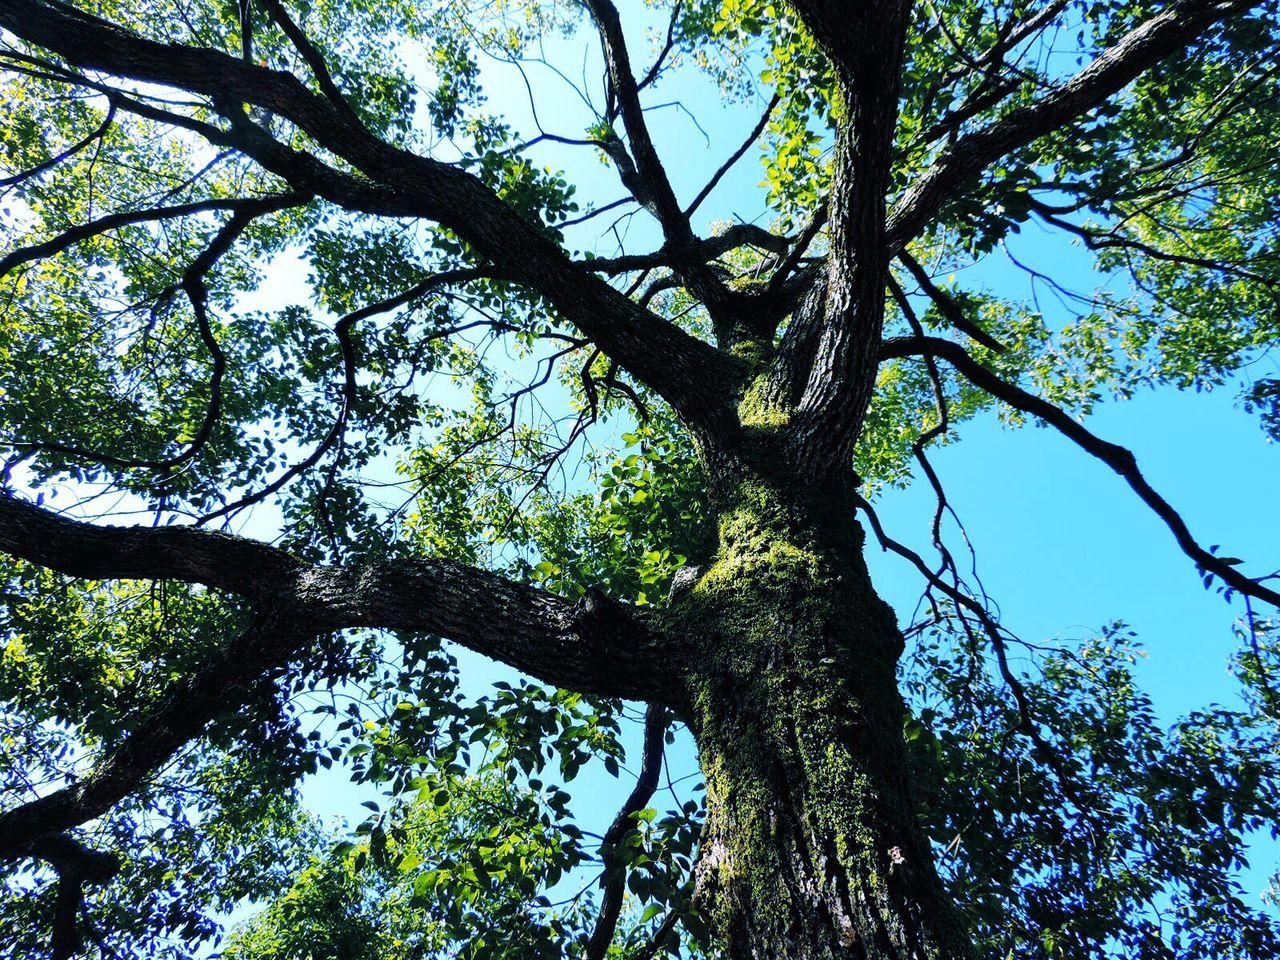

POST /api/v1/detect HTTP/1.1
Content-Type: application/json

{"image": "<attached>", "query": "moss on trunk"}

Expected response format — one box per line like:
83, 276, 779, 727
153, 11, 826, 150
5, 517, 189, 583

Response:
668, 479, 974, 959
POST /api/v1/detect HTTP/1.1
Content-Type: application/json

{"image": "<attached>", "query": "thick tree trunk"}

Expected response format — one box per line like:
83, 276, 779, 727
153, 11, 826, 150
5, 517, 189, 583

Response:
670, 478, 974, 959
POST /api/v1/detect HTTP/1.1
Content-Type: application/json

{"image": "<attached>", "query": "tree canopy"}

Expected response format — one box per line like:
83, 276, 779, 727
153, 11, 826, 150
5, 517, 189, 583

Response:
1, 1, 1279, 958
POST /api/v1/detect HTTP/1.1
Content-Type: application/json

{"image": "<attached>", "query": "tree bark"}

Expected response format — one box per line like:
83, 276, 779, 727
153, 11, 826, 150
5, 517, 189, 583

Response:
670, 476, 974, 960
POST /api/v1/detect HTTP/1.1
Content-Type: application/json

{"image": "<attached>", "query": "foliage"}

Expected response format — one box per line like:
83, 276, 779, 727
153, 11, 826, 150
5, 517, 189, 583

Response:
2, 0, 1280, 957
907, 619, 1280, 959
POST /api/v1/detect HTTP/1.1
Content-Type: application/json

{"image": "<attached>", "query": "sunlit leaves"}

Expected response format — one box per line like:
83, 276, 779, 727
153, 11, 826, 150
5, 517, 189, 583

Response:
4, 1, 1280, 957
906, 621, 1280, 959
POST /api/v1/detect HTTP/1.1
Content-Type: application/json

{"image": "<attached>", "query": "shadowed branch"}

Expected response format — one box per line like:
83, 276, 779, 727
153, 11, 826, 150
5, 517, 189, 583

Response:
882, 334, 1280, 610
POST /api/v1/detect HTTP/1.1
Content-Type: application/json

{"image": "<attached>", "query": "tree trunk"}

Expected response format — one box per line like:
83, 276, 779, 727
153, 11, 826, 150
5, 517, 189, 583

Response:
670, 477, 974, 960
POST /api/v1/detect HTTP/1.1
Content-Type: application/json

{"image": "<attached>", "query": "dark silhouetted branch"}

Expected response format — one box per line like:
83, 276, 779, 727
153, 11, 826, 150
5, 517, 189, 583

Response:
881, 335, 1280, 610
887, 0, 1256, 251
585, 705, 668, 960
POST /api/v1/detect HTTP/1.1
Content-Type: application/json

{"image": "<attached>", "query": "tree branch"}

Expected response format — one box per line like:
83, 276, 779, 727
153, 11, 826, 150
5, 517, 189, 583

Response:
0, 614, 308, 862
30, 835, 120, 960
582, 0, 740, 321
257, 0, 359, 122
782, 0, 913, 478
854, 492, 1099, 814
685, 92, 780, 219
583, 0, 687, 238
0, 192, 307, 279
1026, 197, 1280, 287
0, 493, 674, 698
0, 491, 303, 601
581, 223, 788, 276
897, 250, 1008, 353
0, 100, 115, 189
585, 705, 667, 960
0, 1, 742, 437
10, 193, 303, 474
880, 335, 1280, 609
785, 0, 913, 88
197, 266, 504, 524
886, 0, 1257, 252
0, 491, 675, 864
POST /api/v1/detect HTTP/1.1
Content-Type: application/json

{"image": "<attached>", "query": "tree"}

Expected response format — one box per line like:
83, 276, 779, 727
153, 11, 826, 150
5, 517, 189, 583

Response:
1, 0, 1279, 957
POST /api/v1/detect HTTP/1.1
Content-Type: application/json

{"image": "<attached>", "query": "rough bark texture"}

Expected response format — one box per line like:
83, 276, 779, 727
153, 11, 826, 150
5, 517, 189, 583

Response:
667, 450, 975, 959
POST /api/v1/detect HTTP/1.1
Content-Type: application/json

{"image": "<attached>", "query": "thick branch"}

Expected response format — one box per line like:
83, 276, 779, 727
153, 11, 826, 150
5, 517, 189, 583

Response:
0, 493, 673, 697
880, 336, 1280, 609
0, 1, 740, 436
759, 272, 828, 410
27, 836, 120, 883
0, 492, 674, 861
582, 0, 687, 239
0, 491, 302, 602
51, 876, 82, 960
283, 573, 671, 700
25, 835, 119, 959
785, 0, 913, 88
886, 0, 1257, 251
33, 835, 118, 960
783, 0, 912, 477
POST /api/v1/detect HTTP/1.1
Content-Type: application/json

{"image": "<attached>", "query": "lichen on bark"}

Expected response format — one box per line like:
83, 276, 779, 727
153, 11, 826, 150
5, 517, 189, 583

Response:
665, 475, 974, 959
